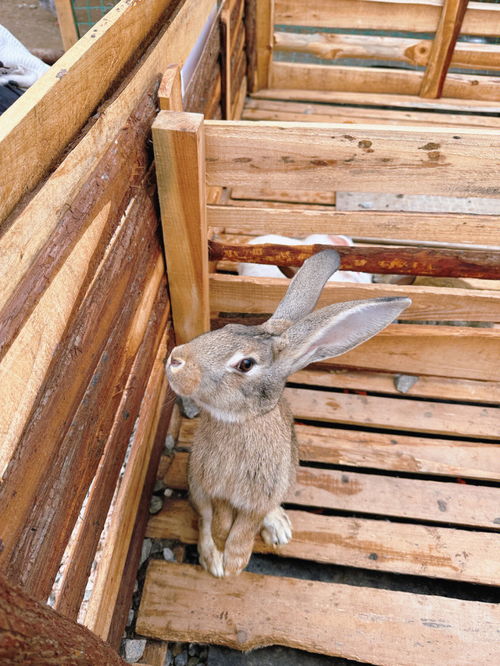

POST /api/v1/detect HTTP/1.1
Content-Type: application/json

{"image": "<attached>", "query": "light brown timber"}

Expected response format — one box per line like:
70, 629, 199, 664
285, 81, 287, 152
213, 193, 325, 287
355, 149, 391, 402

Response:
158, 64, 183, 111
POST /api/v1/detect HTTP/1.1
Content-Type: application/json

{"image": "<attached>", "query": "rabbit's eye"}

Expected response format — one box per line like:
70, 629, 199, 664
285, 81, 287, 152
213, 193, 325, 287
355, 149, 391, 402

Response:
235, 357, 256, 373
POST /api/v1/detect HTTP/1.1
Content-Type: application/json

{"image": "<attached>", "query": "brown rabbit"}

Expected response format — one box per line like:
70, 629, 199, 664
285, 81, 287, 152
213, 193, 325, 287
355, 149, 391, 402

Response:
166, 250, 411, 577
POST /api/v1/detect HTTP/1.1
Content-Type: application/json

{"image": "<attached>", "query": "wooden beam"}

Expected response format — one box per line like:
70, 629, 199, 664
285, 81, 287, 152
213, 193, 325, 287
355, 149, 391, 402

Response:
152, 111, 209, 344
54, 0, 79, 51
137, 561, 500, 663
205, 120, 500, 198
209, 241, 500, 280
253, 0, 274, 90
148, 499, 500, 585
420, 0, 469, 99
221, 4, 233, 119
0, 573, 127, 665
158, 64, 183, 111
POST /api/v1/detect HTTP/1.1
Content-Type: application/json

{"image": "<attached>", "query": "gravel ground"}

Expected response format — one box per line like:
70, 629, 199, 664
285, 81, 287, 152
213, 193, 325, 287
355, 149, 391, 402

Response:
0, 0, 62, 50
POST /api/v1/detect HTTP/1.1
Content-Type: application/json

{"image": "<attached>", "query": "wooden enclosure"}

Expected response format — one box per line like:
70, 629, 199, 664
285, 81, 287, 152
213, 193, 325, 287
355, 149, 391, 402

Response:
0, 0, 499, 664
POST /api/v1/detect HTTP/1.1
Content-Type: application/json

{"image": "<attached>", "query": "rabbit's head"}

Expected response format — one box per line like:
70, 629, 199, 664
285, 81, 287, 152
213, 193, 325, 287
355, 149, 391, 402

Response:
166, 250, 411, 423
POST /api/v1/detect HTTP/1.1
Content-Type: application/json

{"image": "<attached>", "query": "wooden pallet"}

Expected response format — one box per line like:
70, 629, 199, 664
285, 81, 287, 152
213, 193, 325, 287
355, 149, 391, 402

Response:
137, 374, 500, 665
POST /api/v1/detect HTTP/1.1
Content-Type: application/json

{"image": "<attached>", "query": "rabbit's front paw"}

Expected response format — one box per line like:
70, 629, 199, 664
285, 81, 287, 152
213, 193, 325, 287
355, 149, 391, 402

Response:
261, 507, 292, 546
199, 542, 225, 577
223, 550, 249, 576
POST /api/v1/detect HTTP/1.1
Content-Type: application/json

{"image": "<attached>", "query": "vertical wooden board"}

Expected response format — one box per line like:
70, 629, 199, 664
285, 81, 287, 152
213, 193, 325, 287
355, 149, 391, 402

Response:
152, 111, 209, 344
54, 0, 79, 50
420, 0, 469, 98
137, 561, 500, 665
159, 64, 183, 111
254, 0, 274, 90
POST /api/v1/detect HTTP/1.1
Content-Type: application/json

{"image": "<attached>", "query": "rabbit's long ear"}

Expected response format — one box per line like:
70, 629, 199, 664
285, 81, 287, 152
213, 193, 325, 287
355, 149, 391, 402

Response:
276, 297, 411, 377
267, 249, 341, 326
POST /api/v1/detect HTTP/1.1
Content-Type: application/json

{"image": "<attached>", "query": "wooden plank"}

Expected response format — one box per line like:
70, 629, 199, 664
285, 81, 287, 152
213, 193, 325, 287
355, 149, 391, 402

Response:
152, 111, 209, 344
285, 386, 499, 439
208, 205, 500, 246
147, 499, 500, 585
420, 0, 468, 99
205, 120, 500, 198
161, 452, 500, 529
0, 0, 214, 224
82, 330, 169, 640
177, 419, 500, 481
211, 317, 500, 382
0, 573, 127, 666
242, 98, 500, 128
252, 87, 500, 113
158, 64, 183, 111
210, 274, 500, 324
0, 188, 160, 593
253, 0, 274, 90
137, 561, 500, 664
274, 31, 500, 73
54, 0, 79, 50
54, 279, 170, 620
184, 9, 222, 115
275, 0, 500, 37
230, 189, 336, 205
290, 368, 500, 404
270, 61, 500, 102
209, 240, 500, 280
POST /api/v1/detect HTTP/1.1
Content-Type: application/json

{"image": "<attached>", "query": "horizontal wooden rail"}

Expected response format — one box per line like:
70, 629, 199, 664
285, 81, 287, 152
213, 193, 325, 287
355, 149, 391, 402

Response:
274, 31, 500, 72
209, 241, 500, 279
205, 120, 500, 198
274, 0, 500, 37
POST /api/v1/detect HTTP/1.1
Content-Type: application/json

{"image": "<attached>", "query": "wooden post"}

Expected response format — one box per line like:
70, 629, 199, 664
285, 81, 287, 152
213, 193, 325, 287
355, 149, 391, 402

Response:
247, 0, 274, 91
0, 573, 127, 665
158, 64, 183, 111
54, 0, 79, 51
221, 4, 233, 119
152, 112, 210, 344
420, 0, 469, 98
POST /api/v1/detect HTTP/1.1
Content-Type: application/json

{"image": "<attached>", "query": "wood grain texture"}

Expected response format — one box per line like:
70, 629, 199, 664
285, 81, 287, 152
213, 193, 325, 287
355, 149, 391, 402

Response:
184, 9, 222, 115
252, 87, 500, 113
420, 0, 469, 98
158, 64, 183, 112
177, 418, 500, 481
209, 240, 500, 279
137, 561, 500, 664
210, 274, 500, 325
0, 573, 127, 665
83, 329, 169, 639
270, 61, 500, 102
254, 0, 273, 90
153, 111, 209, 344
242, 98, 500, 128
162, 452, 500, 529
54, 0, 79, 50
147, 499, 500, 585
208, 204, 500, 246
205, 120, 500, 198
0, 0, 214, 224
274, 0, 500, 36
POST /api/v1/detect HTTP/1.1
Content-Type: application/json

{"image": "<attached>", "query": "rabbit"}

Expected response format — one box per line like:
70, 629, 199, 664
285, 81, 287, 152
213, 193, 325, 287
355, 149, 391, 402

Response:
166, 250, 411, 577
238, 233, 373, 284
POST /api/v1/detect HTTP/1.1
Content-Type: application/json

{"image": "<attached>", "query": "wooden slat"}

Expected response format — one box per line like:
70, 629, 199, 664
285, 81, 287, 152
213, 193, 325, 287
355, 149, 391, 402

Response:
162, 452, 500, 529
147, 499, 500, 585
209, 240, 500, 280
230, 188, 336, 205
242, 98, 500, 128
177, 419, 500, 481
158, 64, 183, 112
153, 111, 209, 344
210, 274, 500, 324
275, 0, 500, 37
420, 0, 468, 99
137, 561, 500, 664
252, 87, 500, 113
184, 8, 222, 115
0, 0, 215, 223
82, 330, 169, 639
54, 0, 79, 50
205, 120, 500, 198
254, 0, 274, 90
269, 62, 500, 102
285, 386, 499, 439
208, 205, 500, 246
290, 368, 500, 404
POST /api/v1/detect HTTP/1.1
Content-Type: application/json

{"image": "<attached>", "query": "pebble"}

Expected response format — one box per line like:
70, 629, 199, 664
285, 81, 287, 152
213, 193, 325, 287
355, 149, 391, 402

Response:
126, 608, 134, 626
140, 539, 152, 566
187, 657, 199, 666
149, 495, 163, 514
123, 638, 146, 663
394, 374, 419, 394
188, 644, 197, 657
164, 487, 174, 497
165, 433, 176, 452
174, 653, 188, 666
154, 479, 167, 493
163, 547, 175, 562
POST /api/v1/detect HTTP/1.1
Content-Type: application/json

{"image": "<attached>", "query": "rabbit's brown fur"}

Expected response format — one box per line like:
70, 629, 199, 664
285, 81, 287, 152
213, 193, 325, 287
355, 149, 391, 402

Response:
166, 250, 411, 577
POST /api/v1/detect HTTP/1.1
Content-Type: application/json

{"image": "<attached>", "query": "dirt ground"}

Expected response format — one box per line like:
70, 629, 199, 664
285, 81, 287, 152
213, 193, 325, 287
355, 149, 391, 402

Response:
0, 0, 63, 51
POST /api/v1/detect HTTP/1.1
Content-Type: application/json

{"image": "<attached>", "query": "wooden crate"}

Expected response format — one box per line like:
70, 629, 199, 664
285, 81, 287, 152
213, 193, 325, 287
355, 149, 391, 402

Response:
135, 109, 500, 664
